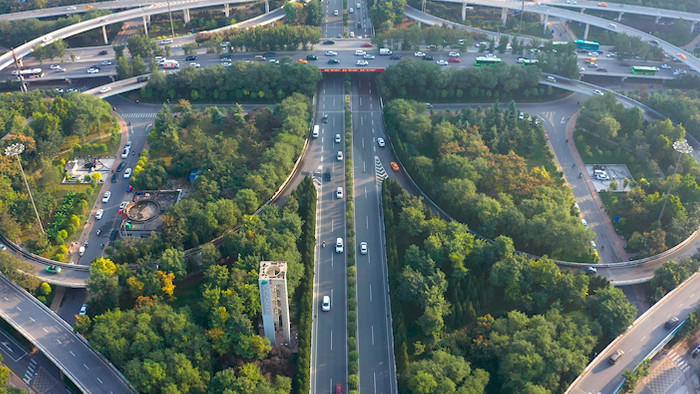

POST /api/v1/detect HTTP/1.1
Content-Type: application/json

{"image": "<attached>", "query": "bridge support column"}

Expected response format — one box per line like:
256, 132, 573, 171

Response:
580, 7, 585, 14
542, 13, 548, 35
691, 22, 696, 32
224, 3, 229, 17
461, 2, 468, 21
265, 0, 269, 13
183, 8, 190, 24
501, 8, 507, 28
616, 11, 623, 21
583, 23, 590, 40
621, 76, 627, 84
142, 15, 149, 36
655, 16, 660, 24
422, 0, 427, 12
102, 25, 109, 45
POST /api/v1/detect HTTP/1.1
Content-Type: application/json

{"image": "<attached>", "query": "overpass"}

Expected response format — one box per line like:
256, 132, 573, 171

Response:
540, 0, 700, 24
0, 272, 133, 392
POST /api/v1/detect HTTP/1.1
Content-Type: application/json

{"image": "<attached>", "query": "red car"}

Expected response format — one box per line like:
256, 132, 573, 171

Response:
335, 383, 343, 394
448, 57, 461, 63
361, 43, 373, 48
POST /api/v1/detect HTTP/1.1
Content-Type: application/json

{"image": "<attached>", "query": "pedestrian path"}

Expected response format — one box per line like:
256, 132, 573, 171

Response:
120, 112, 158, 119
669, 350, 691, 373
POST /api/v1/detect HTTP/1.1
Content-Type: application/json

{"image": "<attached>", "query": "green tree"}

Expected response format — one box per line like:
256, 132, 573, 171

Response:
588, 286, 636, 342
406, 350, 489, 393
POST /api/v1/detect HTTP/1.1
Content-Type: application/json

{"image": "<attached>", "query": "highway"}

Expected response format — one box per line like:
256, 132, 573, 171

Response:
0, 273, 133, 392
310, 74, 349, 394
541, 0, 700, 23
351, 74, 396, 393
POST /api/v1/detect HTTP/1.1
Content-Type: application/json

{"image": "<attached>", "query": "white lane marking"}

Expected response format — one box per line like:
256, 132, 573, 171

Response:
69, 351, 76, 357
42, 328, 48, 333
15, 307, 21, 312
97, 377, 104, 384
372, 325, 375, 345
369, 284, 373, 302
331, 217, 334, 232
28, 317, 34, 323
83, 363, 90, 370
561, 117, 566, 124
3, 297, 8, 301
330, 330, 333, 351
366, 216, 369, 229
362, 138, 365, 148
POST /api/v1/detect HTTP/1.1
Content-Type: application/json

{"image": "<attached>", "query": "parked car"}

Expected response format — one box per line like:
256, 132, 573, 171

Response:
121, 147, 130, 158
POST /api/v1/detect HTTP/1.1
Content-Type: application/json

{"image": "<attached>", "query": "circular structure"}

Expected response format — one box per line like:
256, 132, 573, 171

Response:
124, 200, 160, 222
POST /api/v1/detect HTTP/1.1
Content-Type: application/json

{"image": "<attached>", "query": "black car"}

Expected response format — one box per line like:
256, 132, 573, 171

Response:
324, 172, 331, 181
306, 55, 318, 61
111, 174, 117, 183
98, 50, 108, 55
596, 68, 608, 72
328, 58, 340, 64
423, 55, 434, 61
136, 76, 149, 83
357, 22, 362, 28
185, 55, 197, 61
323, 40, 335, 45
390, 54, 401, 60
665, 316, 680, 329
109, 230, 118, 240
116, 162, 125, 172
220, 54, 231, 59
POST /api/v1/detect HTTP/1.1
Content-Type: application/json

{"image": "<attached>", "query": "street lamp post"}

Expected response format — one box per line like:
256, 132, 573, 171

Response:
4, 143, 44, 234
658, 139, 693, 222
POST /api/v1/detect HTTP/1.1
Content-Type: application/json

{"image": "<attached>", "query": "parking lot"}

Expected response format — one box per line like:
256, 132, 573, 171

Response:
586, 164, 633, 192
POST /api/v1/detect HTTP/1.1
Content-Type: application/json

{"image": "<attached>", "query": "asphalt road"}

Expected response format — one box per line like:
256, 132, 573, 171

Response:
311, 73, 349, 394
351, 73, 396, 393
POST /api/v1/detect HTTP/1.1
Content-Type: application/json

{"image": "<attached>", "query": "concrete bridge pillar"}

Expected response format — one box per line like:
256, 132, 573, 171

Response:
542, 14, 549, 35
616, 11, 623, 22
583, 23, 590, 40
655, 16, 660, 24
142, 14, 149, 36
422, 0, 427, 12
580, 7, 586, 14
224, 3, 229, 18
501, 8, 507, 27
691, 21, 696, 32
102, 24, 109, 45
461, 2, 468, 21
183, 8, 190, 24
265, 0, 269, 13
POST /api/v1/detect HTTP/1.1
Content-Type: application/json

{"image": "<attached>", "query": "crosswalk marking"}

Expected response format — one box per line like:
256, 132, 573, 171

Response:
539, 111, 555, 123
668, 351, 690, 373
375, 156, 388, 185
120, 112, 158, 119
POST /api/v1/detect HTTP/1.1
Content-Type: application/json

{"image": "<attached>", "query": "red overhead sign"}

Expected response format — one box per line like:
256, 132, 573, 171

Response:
319, 68, 385, 72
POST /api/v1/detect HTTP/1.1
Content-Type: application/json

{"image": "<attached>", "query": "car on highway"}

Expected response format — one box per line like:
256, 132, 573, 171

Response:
333, 9, 339, 15
583, 266, 597, 275
190, 63, 201, 68
0, 243, 6, 251
306, 55, 318, 61
87, 68, 99, 74
185, 55, 197, 61
121, 147, 130, 158
99, 86, 111, 93
363, 54, 375, 59
436, 60, 448, 66
677, 53, 688, 60
361, 43, 373, 48
448, 51, 460, 57
598, 2, 608, 6
390, 54, 402, 60
46, 265, 62, 274
335, 238, 344, 253
97, 50, 108, 55
137, 76, 149, 83
102, 191, 111, 203
414, 51, 426, 57
66, 5, 77, 10
661, 63, 671, 69
391, 162, 400, 172
220, 53, 231, 60
335, 383, 343, 394
325, 51, 337, 56
356, 60, 369, 66
322, 295, 331, 312
608, 349, 624, 365
355, 50, 366, 56
123, 168, 132, 178
336, 187, 343, 199
665, 316, 680, 329
323, 40, 336, 45
111, 174, 117, 183
360, 242, 367, 255
328, 59, 340, 64
593, 89, 604, 96
296, 59, 308, 64
377, 137, 385, 147
95, 209, 104, 220
337, 151, 344, 161
448, 57, 461, 63
101, 60, 112, 65
423, 55, 434, 61
79, 304, 88, 316
323, 114, 329, 123
49, 64, 62, 70
325, 171, 331, 181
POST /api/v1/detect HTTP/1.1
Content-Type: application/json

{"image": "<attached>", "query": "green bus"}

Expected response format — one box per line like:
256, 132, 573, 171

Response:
631, 66, 659, 75
522, 59, 539, 66
574, 39, 600, 50
475, 56, 502, 66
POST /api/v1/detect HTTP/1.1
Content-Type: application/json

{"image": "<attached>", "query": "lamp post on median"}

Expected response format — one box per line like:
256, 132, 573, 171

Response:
4, 143, 44, 234
658, 139, 693, 222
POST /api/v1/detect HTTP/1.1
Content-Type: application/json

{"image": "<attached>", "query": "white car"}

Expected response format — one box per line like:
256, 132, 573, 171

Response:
42, 35, 53, 43
360, 242, 367, 255
101, 60, 112, 65
377, 137, 385, 147
448, 51, 460, 57
121, 147, 130, 158
95, 209, 104, 219
661, 63, 671, 69
190, 62, 201, 68
99, 86, 111, 93
355, 50, 366, 56
336, 187, 343, 199
325, 51, 338, 56
119, 201, 128, 210
155, 56, 166, 64
333, 9, 339, 15
66, 6, 77, 10
222, 62, 232, 67
49, 64, 61, 70
79, 304, 88, 316
337, 151, 344, 161
335, 238, 344, 253
125, 140, 132, 149
87, 68, 99, 74
335, 133, 341, 143
593, 89, 604, 96
54, 66, 65, 72
322, 295, 331, 312
436, 60, 448, 66
356, 60, 369, 66
123, 168, 132, 178
414, 51, 426, 57
102, 192, 111, 203
363, 54, 375, 59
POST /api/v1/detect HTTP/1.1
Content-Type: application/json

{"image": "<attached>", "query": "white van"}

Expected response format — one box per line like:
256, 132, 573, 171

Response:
547, 76, 556, 82
160, 38, 173, 45
312, 125, 320, 138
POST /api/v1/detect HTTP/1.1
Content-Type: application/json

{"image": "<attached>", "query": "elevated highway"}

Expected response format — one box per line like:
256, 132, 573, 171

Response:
541, 0, 700, 24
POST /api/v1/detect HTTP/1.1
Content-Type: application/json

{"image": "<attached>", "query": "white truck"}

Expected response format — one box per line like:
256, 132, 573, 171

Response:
161, 60, 180, 69
379, 48, 393, 56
